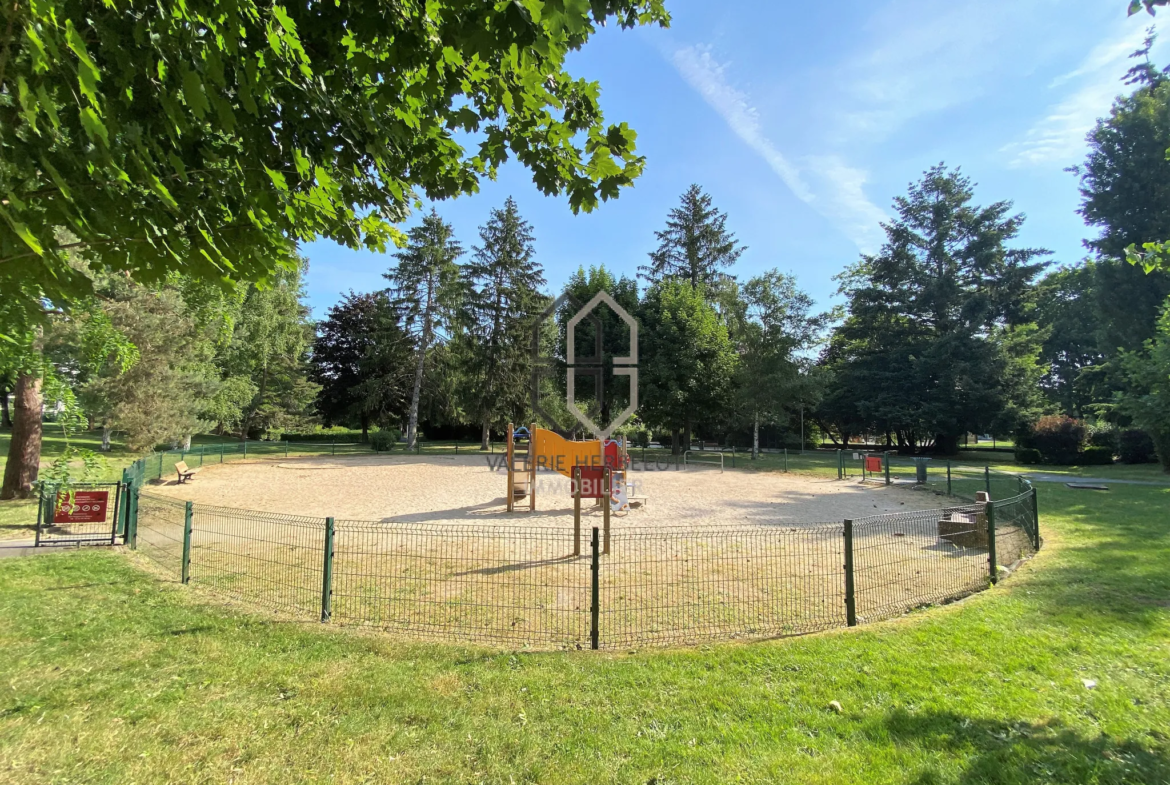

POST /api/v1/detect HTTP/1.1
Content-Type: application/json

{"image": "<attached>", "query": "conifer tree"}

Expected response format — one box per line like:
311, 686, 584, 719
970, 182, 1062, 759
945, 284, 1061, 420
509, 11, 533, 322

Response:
386, 211, 464, 449
459, 198, 546, 450
641, 185, 745, 293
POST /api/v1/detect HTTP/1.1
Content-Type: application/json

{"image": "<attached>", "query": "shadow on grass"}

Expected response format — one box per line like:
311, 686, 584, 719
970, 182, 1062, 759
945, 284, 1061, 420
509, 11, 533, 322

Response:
873, 707, 1170, 784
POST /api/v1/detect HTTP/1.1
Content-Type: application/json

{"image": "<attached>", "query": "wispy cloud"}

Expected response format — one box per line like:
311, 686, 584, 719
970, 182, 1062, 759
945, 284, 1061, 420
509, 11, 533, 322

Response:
1003, 24, 1160, 167
670, 45, 811, 201
668, 44, 887, 252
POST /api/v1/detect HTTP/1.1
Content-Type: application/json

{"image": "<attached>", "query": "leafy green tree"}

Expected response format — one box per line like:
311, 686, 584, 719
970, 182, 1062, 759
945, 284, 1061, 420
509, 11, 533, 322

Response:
638, 280, 737, 454
640, 185, 745, 293
1, 290, 136, 497
218, 262, 318, 439
1074, 37, 1170, 350
386, 211, 464, 449
458, 198, 546, 449
1, 0, 668, 340
730, 271, 831, 459
1117, 297, 1170, 470
550, 265, 640, 436
311, 292, 412, 440
1034, 264, 1106, 417
78, 288, 214, 451
820, 165, 1048, 454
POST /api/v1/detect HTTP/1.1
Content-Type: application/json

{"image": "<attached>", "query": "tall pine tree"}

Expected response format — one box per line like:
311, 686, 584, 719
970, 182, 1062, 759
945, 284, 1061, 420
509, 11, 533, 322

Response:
640, 185, 745, 293
386, 210, 464, 449
459, 198, 546, 449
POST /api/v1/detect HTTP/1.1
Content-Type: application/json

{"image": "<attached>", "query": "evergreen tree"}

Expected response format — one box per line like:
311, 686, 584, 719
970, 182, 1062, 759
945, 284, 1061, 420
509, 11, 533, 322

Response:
386, 211, 465, 449
1035, 264, 1106, 417
640, 185, 745, 293
459, 198, 547, 449
1076, 39, 1170, 355
820, 165, 1048, 454
638, 280, 737, 453
218, 261, 319, 440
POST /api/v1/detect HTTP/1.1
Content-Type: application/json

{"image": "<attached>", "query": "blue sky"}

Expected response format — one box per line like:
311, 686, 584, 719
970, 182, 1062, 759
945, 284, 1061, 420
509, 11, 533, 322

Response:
302, 0, 1166, 318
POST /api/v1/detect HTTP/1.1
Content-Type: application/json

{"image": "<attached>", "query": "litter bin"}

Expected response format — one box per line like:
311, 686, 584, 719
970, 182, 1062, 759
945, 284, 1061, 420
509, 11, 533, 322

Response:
911, 457, 932, 484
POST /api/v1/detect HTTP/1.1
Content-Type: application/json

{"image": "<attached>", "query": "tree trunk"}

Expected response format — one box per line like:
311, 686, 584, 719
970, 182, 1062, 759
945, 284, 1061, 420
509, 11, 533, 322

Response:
683, 418, 692, 453
934, 432, 959, 456
752, 411, 760, 460
1, 374, 44, 500
671, 428, 680, 456
87, 414, 95, 431
360, 413, 369, 443
101, 426, 111, 452
0, 381, 10, 428
481, 421, 490, 451
181, 434, 192, 451
405, 343, 426, 450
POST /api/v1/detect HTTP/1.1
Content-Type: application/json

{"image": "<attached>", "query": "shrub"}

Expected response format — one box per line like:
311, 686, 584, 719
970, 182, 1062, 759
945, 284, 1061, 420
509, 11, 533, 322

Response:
280, 431, 366, 443
1015, 447, 1042, 465
369, 430, 399, 452
1027, 415, 1086, 465
1080, 446, 1115, 466
1087, 428, 1119, 452
1119, 429, 1158, 464
615, 422, 652, 448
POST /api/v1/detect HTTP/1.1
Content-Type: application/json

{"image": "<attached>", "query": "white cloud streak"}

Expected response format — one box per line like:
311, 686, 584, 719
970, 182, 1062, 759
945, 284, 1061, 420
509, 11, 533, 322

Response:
1004, 24, 1161, 167
670, 45, 812, 201
669, 44, 888, 253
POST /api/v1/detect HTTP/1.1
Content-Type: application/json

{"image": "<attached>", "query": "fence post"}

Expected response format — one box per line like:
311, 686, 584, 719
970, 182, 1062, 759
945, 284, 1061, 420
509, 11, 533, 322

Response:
603, 468, 611, 555
129, 485, 139, 549
181, 501, 193, 584
884, 451, 891, 486
1031, 484, 1040, 550
731, 445, 735, 468
220, 442, 224, 464
843, 519, 857, 627
34, 483, 46, 547
158, 452, 164, 479
947, 462, 952, 496
573, 467, 582, 556
837, 449, 843, 480
985, 465, 991, 497
286, 441, 290, 458
986, 501, 998, 585
243, 440, 248, 459
784, 447, 788, 472
321, 517, 335, 622
590, 526, 600, 650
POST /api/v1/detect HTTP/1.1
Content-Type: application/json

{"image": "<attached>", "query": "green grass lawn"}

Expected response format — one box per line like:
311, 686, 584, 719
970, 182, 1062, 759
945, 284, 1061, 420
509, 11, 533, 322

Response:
1, 480, 1167, 783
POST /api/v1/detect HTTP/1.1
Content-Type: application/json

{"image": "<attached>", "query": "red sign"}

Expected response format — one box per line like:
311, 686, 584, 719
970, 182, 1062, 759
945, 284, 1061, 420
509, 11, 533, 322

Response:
865, 456, 883, 473
54, 490, 109, 524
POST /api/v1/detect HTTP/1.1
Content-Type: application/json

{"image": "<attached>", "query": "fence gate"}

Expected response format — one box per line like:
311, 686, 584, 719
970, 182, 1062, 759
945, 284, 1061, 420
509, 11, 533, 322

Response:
35, 482, 123, 546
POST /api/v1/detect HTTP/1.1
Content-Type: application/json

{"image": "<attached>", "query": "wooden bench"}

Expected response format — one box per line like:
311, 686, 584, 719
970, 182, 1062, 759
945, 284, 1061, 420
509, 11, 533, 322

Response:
174, 461, 200, 484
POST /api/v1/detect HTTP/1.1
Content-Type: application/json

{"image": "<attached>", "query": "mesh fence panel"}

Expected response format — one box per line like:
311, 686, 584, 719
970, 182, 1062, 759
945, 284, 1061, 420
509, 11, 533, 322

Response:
993, 491, 1037, 570
601, 524, 846, 648
851, 505, 989, 622
136, 492, 186, 581
127, 473, 1038, 649
189, 504, 324, 617
331, 523, 587, 648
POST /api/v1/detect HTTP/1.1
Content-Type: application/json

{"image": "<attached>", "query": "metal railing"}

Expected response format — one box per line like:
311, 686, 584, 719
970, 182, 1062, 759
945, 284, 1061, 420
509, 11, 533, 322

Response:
683, 450, 725, 472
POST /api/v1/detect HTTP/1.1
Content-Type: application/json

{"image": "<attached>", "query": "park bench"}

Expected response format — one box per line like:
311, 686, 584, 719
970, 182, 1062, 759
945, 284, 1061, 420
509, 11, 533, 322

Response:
174, 461, 200, 484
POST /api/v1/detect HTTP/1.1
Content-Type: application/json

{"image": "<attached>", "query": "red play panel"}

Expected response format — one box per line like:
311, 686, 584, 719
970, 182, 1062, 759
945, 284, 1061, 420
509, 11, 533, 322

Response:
865, 455, 883, 473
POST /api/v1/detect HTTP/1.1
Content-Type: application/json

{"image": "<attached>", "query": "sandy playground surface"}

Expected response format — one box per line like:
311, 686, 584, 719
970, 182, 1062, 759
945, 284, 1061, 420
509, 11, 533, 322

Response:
149, 453, 935, 528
